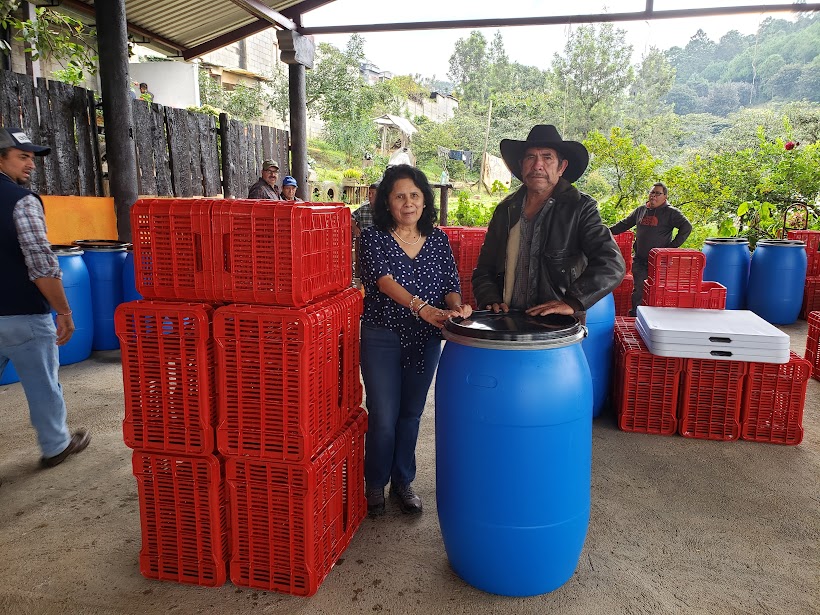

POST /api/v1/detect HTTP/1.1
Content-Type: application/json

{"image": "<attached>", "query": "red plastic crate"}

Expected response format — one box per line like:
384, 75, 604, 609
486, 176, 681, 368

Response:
613, 230, 634, 274
132, 452, 228, 587
800, 276, 820, 319
214, 288, 363, 461
806, 311, 820, 381
457, 228, 488, 276
679, 358, 747, 441
614, 274, 634, 316
211, 201, 352, 307
647, 248, 706, 291
741, 351, 810, 445
131, 199, 216, 301
116, 301, 218, 455
440, 226, 465, 262
787, 230, 820, 277
227, 410, 367, 596
643, 280, 727, 309
613, 318, 683, 435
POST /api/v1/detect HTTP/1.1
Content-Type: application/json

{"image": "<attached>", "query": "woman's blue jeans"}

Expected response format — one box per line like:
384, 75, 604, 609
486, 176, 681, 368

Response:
360, 323, 442, 490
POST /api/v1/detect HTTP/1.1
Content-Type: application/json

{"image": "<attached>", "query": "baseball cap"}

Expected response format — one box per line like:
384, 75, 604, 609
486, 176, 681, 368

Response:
282, 176, 298, 187
0, 127, 51, 155
261, 159, 279, 170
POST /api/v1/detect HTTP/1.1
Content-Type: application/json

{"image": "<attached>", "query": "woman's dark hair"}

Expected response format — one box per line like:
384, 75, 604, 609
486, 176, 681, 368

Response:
372, 164, 437, 236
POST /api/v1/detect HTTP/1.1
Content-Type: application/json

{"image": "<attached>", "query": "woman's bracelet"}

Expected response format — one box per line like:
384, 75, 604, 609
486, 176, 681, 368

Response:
56, 310, 72, 316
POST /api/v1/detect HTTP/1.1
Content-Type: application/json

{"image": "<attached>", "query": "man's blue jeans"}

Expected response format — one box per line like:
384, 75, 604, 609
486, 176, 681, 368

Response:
360, 323, 442, 490
0, 313, 71, 457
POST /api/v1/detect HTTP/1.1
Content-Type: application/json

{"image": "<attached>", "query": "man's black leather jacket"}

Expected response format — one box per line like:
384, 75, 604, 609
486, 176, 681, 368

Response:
472, 178, 625, 312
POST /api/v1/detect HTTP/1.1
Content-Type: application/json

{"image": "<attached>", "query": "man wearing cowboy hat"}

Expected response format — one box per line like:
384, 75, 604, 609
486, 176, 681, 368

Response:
0, 127, 90, 470
472, 125, 625, 317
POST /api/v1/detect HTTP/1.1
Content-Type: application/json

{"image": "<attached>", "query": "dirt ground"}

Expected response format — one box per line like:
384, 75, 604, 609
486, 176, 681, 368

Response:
0, 321, 818, 615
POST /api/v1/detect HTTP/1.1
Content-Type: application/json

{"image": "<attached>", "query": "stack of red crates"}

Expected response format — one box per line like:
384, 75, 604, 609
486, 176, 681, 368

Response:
786, 230, 820, 318
806, 311, 820, 382
612, 318, 810, 445
441, 226, 487, 308
118, 199, 366, 595
613, 231, 634, 316
643, 248, 727, 309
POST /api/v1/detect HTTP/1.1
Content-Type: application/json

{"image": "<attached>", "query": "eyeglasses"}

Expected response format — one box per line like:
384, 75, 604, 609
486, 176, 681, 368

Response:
648, 191, 664, 196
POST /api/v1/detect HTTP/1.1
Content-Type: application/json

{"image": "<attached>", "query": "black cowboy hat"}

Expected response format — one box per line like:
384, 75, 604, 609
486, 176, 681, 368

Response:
500, 124, 588, 183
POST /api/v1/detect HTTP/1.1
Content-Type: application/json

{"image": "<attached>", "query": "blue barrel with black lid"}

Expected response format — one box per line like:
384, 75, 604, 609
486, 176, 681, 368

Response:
702, 237, 751, 310
51, 244, 94, 365
122, 245, 143, 303
747, 239, 807, 325
73, 239, 129, 350
435, 311, 592, 596
581, 293, 615, 418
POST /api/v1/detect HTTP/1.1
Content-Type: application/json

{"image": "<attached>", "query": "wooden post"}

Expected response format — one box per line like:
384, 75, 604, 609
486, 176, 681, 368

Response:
277, 31, 315, 203
436, 183, 451, 226
479, 99, 492, 194
94, 0, 138, 242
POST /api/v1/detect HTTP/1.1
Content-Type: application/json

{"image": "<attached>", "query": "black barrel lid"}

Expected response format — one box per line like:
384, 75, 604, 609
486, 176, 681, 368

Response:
50, 244, 82, 254
443, 310, 585, 349
72, 239, 130, 251
756, 239, 805, 248
705, 237, 749, 245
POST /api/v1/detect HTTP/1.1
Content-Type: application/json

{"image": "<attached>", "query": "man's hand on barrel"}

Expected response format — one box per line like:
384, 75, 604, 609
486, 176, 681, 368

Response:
525, 300, 574, 317
486, 302, 510, 313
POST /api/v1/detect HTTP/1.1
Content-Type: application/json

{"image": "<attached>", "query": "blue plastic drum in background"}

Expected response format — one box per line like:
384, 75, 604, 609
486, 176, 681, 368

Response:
702, 238, 751, 310
122, 248, 143, 303
73, 240, 129, 350
0, 360, 20, 385
747, 239, 807, 325
51, 245, 94, 365
581, 293, 615, 418
435, 311, 592, 597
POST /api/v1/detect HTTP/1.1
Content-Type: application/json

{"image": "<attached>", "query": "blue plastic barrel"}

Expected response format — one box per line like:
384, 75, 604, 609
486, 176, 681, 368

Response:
51, 245, 94, 365
702, 238, 751, 310
73, 240, 129, 350
747, 239, 807, 325
581, 293, 615, 418
0, 360, 19, 385
435, 312, 592, 596
122, 249, 143, 303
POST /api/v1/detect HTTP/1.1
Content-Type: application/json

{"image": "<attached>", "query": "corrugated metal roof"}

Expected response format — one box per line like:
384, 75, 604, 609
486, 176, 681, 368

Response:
70, 0, 320, 56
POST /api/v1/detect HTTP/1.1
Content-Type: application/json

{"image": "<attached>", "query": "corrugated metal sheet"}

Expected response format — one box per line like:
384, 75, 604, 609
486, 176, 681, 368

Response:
74, 0, 312, 53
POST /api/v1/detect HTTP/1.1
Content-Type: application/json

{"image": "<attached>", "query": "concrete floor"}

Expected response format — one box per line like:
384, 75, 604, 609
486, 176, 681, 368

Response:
0, 321, 818, 615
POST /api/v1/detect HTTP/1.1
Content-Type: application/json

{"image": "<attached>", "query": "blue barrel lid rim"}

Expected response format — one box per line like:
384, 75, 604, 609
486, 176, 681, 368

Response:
443, 311, 586, 350
72, 239, 131, 251
704, 237, 749, 245
50, 244, 84, 254
755, 239, 805, 247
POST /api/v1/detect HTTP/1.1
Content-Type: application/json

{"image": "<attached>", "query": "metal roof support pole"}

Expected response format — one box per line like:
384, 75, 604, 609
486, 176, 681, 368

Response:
95, 0, 138, 242
277, 30, 314, 202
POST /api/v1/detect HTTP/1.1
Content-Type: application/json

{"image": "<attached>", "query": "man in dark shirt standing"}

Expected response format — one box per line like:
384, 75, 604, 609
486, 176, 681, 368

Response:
610, 182, 692, 315
247, 159, 280, 200
0, 127, 90, 469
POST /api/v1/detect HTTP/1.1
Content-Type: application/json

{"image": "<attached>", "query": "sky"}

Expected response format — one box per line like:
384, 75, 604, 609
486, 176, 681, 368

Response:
303, 0, 804, 81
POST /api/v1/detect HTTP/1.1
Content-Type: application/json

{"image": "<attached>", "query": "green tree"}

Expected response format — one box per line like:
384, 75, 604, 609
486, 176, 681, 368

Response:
448, 31, 488, 103
550, 24, 634, 135
628, 47, 676, 118
582, 127, 661, 221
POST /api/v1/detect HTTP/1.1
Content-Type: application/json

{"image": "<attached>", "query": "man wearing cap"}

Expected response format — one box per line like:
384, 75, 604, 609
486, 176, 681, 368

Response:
280, 176, 303, 202
0, 127, 90, 469
472, 124, 625, 318
248, 159, 281, 200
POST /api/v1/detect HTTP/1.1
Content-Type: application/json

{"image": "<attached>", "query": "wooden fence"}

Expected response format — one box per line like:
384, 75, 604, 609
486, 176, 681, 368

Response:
0, 69, 289, 199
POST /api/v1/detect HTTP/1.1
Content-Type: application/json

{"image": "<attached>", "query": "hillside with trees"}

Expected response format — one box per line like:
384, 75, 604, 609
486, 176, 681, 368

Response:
263, 15, 820, 241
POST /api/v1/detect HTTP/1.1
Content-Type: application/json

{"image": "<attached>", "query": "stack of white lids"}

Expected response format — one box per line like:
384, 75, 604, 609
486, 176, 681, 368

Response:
635, 307, 790, 364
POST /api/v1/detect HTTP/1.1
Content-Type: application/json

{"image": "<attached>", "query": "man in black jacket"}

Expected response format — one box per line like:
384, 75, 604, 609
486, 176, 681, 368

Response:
0, 127, 90, 469
610, 183, 692, 315
472, 125, 625, 318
